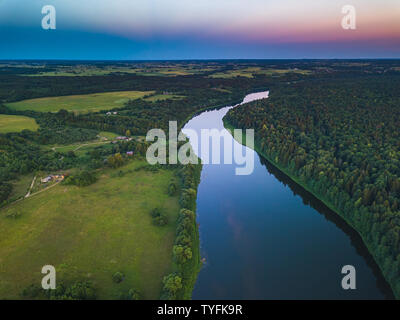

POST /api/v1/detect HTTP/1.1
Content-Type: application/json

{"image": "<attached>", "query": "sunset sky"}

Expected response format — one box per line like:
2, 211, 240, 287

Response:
1, 0, 399, 59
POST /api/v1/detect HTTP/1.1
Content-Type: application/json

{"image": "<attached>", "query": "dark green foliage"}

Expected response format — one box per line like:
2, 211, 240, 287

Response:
168, 180, 178, 196
112, 272, 125, 284
173, 245, 193, 264
0, 182, 12, 204
21, 281, 96, 300
120, 288, 141, 300
107, 153, 124, 168
21, 284, 42, 299
150, 207, 168, 226
64, 170, 97, 187
225, 74, 400, 298
5, 209, 22, 219
160, 273, 183, 300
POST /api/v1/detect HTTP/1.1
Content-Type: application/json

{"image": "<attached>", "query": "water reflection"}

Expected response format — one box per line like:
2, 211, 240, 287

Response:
258, 156, 394, 299
184, 91, 393, 300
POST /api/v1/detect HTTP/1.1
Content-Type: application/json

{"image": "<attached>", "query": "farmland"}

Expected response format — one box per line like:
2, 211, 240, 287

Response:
0, 114, 39, 133
0, 160, 180, 299
5, 91, 154, 114
209, 67, 311, 78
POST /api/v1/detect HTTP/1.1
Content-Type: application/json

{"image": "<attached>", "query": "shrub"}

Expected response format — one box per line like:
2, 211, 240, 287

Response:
168, 181, 177, 196
161, 273, 183, 300
21, 284, 42, 299
64, 281, 96, 300
21, 281, 96, 300
150, 207, 168, 226
107, 153, 124, 168
153, 213, 168, 226
127, 288, 141, 300
112, 271, 125, 283
173, 245, 193, 265
64, 170, 97, 187
6, 209, 22, 219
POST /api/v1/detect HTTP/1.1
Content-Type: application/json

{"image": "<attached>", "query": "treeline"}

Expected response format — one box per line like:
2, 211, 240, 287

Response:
224, 74, 400, 298
0, 71, 277, 103
161, 162, 202, 300
47, 88, 247, 136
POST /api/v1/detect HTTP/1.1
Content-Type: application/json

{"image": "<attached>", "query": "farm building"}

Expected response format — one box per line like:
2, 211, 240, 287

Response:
41, 174, 65, 184
41, 176, 52, 183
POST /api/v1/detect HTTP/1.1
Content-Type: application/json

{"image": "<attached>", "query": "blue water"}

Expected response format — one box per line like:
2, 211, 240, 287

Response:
183, 92, 393, 300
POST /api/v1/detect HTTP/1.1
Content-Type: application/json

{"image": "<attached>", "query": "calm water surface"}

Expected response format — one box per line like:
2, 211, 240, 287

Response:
182, 92, 393, 300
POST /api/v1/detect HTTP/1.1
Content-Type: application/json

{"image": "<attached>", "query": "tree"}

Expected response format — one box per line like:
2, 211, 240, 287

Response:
112, 272, 125, 283
161, 273, 182, 299
107, 153, 124, 168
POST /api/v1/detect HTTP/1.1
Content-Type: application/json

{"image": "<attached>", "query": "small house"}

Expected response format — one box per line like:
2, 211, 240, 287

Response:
41, 176, 52, 183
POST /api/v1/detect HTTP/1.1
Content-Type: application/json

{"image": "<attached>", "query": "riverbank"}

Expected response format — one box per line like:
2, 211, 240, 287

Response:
223, 118, 398, 299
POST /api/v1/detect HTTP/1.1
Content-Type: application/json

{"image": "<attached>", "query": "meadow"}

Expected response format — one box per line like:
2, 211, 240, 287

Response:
209, 67, 311, 78
13, 63, 219, 77
5, 91, 154, 113
0, 160, 180, 299
0, 114, 39, 133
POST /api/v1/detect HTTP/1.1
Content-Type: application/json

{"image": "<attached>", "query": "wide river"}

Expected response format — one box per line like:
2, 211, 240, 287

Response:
182, 91, 394, 299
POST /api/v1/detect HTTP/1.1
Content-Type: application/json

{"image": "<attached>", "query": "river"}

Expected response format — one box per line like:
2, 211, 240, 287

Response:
182, 91, 393, 300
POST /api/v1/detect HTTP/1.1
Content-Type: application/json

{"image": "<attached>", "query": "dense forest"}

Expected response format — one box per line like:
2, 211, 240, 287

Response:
224, 74, 400, 298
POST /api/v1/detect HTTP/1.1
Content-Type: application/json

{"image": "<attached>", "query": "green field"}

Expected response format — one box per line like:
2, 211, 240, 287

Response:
16, 64, 219, 77
0, 114, 39, 133
144, 94, 186, 102
0, 160, 180, 299
209, 67, 311, 78
5, 91, 155, 113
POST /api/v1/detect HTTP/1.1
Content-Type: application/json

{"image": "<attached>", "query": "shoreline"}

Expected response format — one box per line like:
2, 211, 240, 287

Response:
223, 118, 397, 300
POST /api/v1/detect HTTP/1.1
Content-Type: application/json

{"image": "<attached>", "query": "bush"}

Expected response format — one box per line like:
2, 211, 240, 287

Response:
6, 209, 22, 219
112, 272, 125, 283
127, 288, 141, 300
21, 281, 96, 300
0, 182, 12, 203
150, 207, 162, 218
21, 284, 42, 299
63, 281, 96, 300
150, 208, 168, 226
64, 170, 97, 187
161, 273, 183, 300
107, 153, 124, 168
168, 181, 177, 196
173, 245, 193, 265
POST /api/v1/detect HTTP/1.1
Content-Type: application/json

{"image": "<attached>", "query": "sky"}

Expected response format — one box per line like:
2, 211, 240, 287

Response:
0, 0, 399, 59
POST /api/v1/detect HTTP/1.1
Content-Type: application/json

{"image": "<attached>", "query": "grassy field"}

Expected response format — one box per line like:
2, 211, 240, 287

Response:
99, 131, 119, 140
5, 91, 155, 114
18, 64, 219, 77
209, 67, 311, 78
0, 160, 180, 299
0, 114, 39, 133
46, 131, 120, 156
7, 174, 35, 202
144, 94, 186, 102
